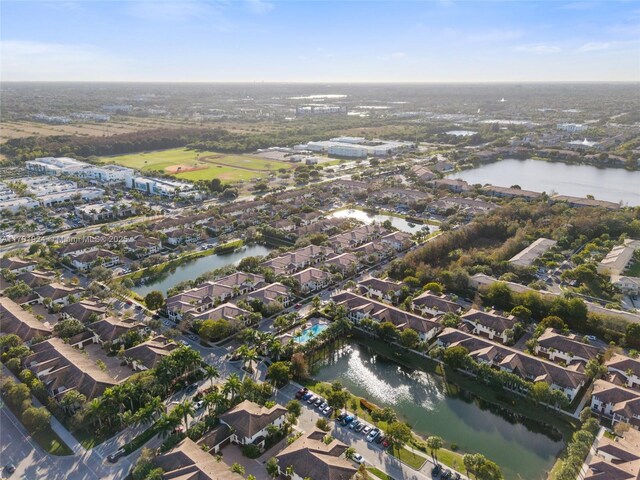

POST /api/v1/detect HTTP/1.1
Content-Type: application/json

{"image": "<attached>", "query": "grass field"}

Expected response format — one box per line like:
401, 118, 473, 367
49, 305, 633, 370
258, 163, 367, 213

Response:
98, 147, 293, 182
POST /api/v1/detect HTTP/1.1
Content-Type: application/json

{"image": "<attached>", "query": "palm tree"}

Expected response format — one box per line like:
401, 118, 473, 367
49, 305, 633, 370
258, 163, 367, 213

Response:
173, 400, 196, 430
204, 390, 226, 417
223, 374, 242, 401
268, 339, 284, 361
203, 364, 219, 389
84, 398, 104, 429
156, 413, 181, 439
426, 436, 443, 465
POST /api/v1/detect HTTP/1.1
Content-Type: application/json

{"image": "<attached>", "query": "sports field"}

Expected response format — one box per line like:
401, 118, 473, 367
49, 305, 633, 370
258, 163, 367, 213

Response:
97, 147, 293, 182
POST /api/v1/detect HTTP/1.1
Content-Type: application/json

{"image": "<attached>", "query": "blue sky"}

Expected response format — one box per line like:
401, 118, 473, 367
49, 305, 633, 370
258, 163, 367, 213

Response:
1, 0, 639, 82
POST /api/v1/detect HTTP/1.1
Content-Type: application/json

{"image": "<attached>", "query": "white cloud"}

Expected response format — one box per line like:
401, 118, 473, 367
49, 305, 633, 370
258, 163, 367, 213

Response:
577, 42, 611, 52
391, 52, 407, 59
514, 44, 561, 54
245, 0, 274, 15
125, 1, 213, 21
1, 40, 130, 81
467, 29, 524, 42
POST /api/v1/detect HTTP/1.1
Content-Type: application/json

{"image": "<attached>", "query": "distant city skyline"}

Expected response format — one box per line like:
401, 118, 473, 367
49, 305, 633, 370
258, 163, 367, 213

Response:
1, 0, 639, 82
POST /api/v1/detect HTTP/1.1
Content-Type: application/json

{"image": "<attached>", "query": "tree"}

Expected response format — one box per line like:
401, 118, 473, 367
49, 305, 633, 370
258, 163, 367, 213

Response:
316, 418, 331, 431
173, 400, 195, 429
399, 328, 420, 349
614, 422, 631, 437
266, 361, 291, 388
311, 295, 321, 311
423, 282, 443, 294
144, 290, 164, 310
530, 382, 552, 405
266, 457, 279, 478
223, 374, 242, 401
326, 384, 351, 414
286, 400, 302, 419
584, 359, 607, 380
22, 406, 51, 434
202, 364, 219, 389
483, 282, 512, 310
443, 346, 469, 369
54, 318, 86, 339
510, 305, 532, 323
290, 352, 308, 380
426, 436, 443, 464
626, 323, 640, 349
377, 321, 398, 341
386, 422, 412, 454
200, 319, 232, 341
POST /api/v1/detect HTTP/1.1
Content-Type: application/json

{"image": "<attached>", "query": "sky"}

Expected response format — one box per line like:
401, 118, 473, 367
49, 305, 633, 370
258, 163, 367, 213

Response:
1, 0, 639, 82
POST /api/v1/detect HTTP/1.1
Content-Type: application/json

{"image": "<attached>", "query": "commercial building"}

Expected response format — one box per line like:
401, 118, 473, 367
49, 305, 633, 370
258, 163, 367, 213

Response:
26, 157, 133, 183
125, 175, 202, 199
509, 238, 557, 267
295, 137, 413, 158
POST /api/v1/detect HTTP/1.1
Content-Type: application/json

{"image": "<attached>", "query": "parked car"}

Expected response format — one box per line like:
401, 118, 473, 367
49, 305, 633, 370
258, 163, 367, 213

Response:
185, 383, 198, 394
349, 420, 361, 430
194, 400, 205, 410
367, 428, 380, 442
586, 335, 597, 342
314, 397, 323, 407
352, 453, 364, 465
294, 303, 302, 309
4, 464, 16, 474
107, 448, 126, 463
453, 473, 461, 480
302, 392, 313, 401
295, 388, 308, 399
441, 469, 453, 479
319, 402, 328, 410
323, 406, 333, 416
375, 434, 385, 444
342, 415, 354, 425
306, 395, 316, 404
355, 423, 365, 432
431, 465, 441, 477
382, 438, 390, 448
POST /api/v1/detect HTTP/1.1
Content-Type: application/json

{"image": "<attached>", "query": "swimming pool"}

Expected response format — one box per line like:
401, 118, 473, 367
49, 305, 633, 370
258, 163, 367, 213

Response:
294, 324, 329, 343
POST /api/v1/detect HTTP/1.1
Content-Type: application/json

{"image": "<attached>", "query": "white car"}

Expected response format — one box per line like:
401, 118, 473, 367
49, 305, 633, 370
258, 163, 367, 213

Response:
352, 453, 364, 464
194, 400, 205, 410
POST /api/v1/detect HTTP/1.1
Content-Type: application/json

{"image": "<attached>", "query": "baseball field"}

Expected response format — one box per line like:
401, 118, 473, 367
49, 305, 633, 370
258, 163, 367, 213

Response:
97, 147, 293, 182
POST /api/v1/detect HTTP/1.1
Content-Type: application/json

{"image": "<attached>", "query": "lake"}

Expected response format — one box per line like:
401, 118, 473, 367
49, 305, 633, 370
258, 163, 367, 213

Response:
328, 208, 437, 234
449, 158, 640, 206
315, 344, 563, 480
132, 244, 273, 296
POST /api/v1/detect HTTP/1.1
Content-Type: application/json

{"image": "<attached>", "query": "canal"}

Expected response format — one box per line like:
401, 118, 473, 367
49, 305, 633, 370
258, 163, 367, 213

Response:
449, 158, 640, 206
328, 208, 438, 234
315, 343, 563, 480
132, 244, 273, 296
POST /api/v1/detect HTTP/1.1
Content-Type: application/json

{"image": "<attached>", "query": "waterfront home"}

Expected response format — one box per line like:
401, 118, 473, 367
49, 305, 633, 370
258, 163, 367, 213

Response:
299, 211, 323, 225
460, 309, 519, 344
358, 276, 403, 303
70, 249, 121, 271
154, 438, 238, 479
437, 328, 586, 401
551, 195, 620, 210
611, 275, 640, 296
219, 400, 287, 449
411, 292, 463, 317
165, 227, 201, 246
34, 283, 83, 306
23, 337, 120, 400
57, 241, 101, 257
509, 238, 558, 268
597, 239, 640, 276
381, 231, 414, 251
534, 328, 601, 366
124, 236, 162, 258
606, 354, 640, 390
428, 178, 471, 193
483, 185, 542, 200
591, 380, 640, 428
246, 282, 294, 309
261, 245, 335, 275
0, 257, 37, 274
276, 428, 357, 480
270, 219, 296, 232
410, 165, 436, 183
291, 267, 332, 294
61, 299, 107, 323
585, 426, 640, 480
191, 302, 252, 324
123, 336, 177, 371
0, 297, 53, 342
332, 291, 441, 342
88, 316, 146, 345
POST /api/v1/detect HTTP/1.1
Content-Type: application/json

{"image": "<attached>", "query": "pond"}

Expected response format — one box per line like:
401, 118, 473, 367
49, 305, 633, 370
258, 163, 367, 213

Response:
328, 208, 437, 234
314, 344, 563, 480
132, 244, 273, 296
449, 158, 640, 206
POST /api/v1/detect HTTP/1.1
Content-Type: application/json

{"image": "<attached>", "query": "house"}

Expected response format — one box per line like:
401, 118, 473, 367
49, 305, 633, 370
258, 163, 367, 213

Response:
219, 400, 287, 449
509, 238, 557, 268
23, 337, 120, 400
69, 249, 120, 271
483, 185, 542, 200
584, 425, 640, 480
551, 195, 620, 210
88, 317, 146, 345
429, 178, 470, 193
358, 277, 403, 303
437, 328, 586, 401
61, 300, 107, 323
291, 267, 332, 294
123, 336, 177, 371
332, 291, 441, 342
606, 354, 640, 390
154, 438, 239, 479
598, 239, 640, 276
411, 292, 463, 317
246, 282, 294, 309
611, 275, 640, 296
591, 380, 640, 428
0, 257, 37, 274
165, 227, 201, 246
534, 328, 601, 366
276, 428, 358, 480
0, 297, 53, 342
34, 283, 83, 306
14, 270, 55, 288
460, 309, 519, 344
324, 252, 361, 275
261, 245, 334, 275
197, 423, 233, 454
380, 231, 414, 251
125, 236, 162, 258
192, 303, 252, 325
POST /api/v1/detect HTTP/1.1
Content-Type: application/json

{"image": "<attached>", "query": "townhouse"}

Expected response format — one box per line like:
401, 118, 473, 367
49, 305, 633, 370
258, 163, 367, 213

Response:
332, 291, 441, 342
591, 380, 640, 428
61, 299, 107, 323
436, 328, 587, 401
14, 269, 55, 288
246, 282, 294, 309
460, 309, 519, 344
87, 317, 146, 346
584, 427, 640, 480
0, 297, 53, 342
69, 249, 121, 271
34, 283, 84, 306
0, 257, 38, 274
276, 429, 358, 480
324, 252, 361, 275
534, 328, 601, 366
191, 302, 252, 325
125, 236, 162, 258
123, 336, 177, 371
261, 245, 334, 275
165, 227, 201, 246
23, 337, 121, 400
219, 400, 287, 450
154, 438, 239, 479
412, 292, 463, 317
358, 277, 403, 303
291, 267, 332, 294
381, 231, 414, 251
606, 354, 640, 390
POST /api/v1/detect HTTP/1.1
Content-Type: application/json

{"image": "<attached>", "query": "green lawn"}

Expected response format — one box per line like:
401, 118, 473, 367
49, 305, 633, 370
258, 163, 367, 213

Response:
626, 261, 640, 277
98, 147, 293, 183
367, 467, 393, 480
388, 446, 428, 470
